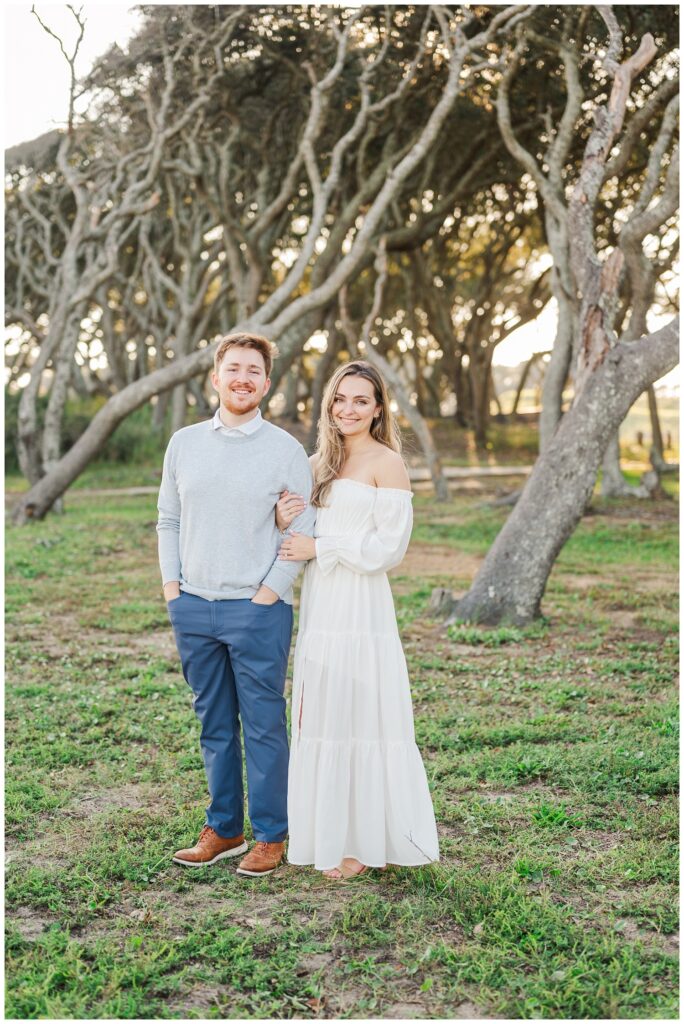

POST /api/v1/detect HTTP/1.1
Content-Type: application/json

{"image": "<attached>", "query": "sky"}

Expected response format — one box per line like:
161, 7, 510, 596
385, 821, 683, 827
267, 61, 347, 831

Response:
2, 2, 678, 391
4, 3, 143, 146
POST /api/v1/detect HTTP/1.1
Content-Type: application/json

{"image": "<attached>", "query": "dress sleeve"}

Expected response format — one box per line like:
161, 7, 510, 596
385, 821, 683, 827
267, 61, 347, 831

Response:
314, 489, 413, 576
260, 444, 316, 597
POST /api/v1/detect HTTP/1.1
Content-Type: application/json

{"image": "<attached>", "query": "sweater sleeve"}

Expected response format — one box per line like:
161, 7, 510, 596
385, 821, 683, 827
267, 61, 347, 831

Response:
156, 434, 182, 586
260, 446, 316, 598
314, 489, 413, 576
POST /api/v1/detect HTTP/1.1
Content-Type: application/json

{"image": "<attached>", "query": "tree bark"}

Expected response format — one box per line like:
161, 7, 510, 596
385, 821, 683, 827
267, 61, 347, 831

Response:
170, 385, 188, 436
646, 384, 666, 467
308, 321, 341, 451
41, 305, 88, 478
539, 296, 574, 449
471, 350, 492, 448
152, 390, 170, 432
512, 350, 548, 416
453, 353, 470, 427
600, 432, 647, 497
283, 363, 300, 421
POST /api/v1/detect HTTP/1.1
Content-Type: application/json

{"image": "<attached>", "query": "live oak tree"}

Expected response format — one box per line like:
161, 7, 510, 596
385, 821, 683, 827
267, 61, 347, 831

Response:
9, 3, 529, 523
439, 6, 679, 625
411, 186, 552, 445
495, 4, 678, 462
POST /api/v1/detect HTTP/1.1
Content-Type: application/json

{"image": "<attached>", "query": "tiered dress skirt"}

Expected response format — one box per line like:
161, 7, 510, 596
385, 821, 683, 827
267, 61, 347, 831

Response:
287, 479, 440, 870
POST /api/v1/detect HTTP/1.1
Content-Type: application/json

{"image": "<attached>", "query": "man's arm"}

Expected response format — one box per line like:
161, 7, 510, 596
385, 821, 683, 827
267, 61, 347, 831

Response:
257, 445, 316, 600
156, 436, 182, 600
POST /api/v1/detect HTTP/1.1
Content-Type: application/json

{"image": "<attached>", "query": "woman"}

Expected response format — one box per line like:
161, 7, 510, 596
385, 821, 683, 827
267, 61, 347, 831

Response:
276, 360, 439, 880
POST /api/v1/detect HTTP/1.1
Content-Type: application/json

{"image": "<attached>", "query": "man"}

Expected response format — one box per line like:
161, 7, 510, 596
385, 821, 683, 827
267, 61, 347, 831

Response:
157, 332, 316, 876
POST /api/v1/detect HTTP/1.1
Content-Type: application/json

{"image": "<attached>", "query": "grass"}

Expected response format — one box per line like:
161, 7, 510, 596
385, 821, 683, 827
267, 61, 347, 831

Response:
4, 467, 679, 1019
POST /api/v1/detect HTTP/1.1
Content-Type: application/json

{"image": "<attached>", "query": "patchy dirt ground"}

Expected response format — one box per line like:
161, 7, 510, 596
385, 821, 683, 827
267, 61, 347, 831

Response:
5, 485, 678, 1019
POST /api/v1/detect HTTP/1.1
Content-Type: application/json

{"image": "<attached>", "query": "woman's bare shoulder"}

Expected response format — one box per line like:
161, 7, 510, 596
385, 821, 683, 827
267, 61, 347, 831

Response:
371, 447, 411, 490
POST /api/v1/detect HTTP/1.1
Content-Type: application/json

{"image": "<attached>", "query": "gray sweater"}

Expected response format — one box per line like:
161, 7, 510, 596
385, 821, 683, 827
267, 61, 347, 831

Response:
156, 419, 316, 604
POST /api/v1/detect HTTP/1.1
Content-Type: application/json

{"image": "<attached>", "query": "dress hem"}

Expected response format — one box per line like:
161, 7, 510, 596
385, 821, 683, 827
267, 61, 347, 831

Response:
287, 856, 440, 870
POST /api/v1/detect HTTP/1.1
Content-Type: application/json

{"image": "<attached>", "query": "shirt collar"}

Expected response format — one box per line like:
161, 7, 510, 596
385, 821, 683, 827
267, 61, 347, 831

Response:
212, 407, 264, 435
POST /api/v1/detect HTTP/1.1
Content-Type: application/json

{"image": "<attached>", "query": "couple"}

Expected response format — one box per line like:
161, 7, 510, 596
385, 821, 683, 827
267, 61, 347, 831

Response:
157, 332, 439, 880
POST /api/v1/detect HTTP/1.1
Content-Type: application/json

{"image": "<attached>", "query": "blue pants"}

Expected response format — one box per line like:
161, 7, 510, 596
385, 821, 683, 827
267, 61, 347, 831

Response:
168, 593, 293, 842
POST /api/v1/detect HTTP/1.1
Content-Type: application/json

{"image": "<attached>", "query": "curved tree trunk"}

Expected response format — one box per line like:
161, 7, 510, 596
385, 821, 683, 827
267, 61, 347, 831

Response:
308, 323, 342, 451
423, 371, 443, 418
471, 351, 491, 449
283, 362, 300, 421
600, 432, 647, 497
511, 350, 550, 416
41, 306, 87, 478
444, 319, 678, 625
412, 350, 426, 416
16, 306, 68, 484
10, 340, 218, 524
169, 320, 194, 434
265, 313, 320, 409
647, 384, 665, 460
453, 353, 469, 427
170, 385, 188, 435
188, 378, 212, 417
645, 382, 678, 474
490, 366, 503, 418
152, 390, 170, 431
539, 295, 574, 450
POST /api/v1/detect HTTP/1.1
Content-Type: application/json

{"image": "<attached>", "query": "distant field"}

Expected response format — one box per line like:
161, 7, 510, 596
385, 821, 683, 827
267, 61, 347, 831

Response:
495, 392, 679, 460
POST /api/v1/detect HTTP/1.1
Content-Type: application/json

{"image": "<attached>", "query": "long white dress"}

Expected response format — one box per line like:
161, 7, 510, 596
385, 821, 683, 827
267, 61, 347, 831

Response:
287, 478, 440, 870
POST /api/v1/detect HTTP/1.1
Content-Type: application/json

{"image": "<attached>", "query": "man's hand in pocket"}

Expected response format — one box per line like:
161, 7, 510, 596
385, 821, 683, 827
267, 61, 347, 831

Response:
251, 585, 279, 605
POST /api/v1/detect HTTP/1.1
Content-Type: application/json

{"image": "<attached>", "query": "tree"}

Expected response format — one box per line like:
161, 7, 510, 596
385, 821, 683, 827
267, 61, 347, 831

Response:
412, 186, 551, 444
10, 4, 528, 524
495, 4, 678, 454
440, 7, 679, 625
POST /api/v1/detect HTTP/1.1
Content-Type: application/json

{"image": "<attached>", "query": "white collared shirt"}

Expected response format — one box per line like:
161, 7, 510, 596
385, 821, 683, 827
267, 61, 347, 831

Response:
212, 407, 264, 437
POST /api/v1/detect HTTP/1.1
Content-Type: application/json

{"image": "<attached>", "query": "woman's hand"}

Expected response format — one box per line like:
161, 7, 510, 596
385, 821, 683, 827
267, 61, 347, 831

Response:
278, 531, 316, 562
275, 489, 307, 532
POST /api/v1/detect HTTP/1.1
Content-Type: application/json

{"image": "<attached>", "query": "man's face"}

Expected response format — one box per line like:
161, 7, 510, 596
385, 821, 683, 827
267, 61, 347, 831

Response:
211, 346, 271, 416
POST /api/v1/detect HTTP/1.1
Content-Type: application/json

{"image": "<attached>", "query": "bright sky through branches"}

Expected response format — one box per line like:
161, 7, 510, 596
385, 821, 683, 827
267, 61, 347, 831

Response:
2, 3, 678, 392
4, 3, 142, 146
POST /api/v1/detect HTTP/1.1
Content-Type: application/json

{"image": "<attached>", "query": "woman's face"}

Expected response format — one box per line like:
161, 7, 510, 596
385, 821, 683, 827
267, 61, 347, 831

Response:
331, 374, 381, 441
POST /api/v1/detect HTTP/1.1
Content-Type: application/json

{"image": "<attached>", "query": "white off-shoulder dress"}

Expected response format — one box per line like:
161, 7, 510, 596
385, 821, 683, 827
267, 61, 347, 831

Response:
287, 478, 439, 870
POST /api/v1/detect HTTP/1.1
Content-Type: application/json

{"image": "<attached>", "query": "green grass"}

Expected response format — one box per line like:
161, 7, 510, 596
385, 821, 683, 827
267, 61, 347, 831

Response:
4, 475, 678, 1019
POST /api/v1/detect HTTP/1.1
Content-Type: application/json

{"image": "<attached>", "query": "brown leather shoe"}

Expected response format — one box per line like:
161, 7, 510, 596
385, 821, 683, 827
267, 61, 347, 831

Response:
236, 840, 286, 877
172, 825, 248, 867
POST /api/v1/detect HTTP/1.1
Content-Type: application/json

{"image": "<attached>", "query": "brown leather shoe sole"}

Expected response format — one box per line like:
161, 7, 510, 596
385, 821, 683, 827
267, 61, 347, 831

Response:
236, 862, 280, 876
172, 840, 248, 867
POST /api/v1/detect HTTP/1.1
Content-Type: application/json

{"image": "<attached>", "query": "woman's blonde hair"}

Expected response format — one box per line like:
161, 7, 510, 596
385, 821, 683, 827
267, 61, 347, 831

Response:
311, 360, 403, 508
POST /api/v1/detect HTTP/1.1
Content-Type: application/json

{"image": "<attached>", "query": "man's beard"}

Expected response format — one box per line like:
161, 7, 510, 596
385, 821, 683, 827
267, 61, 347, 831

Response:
222, 388, 261, 415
